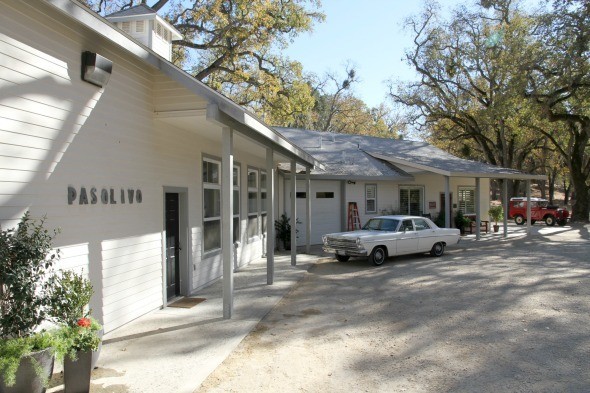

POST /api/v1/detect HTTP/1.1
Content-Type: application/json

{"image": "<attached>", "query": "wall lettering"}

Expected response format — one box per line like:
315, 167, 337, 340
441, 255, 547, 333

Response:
68, 186, 143, 206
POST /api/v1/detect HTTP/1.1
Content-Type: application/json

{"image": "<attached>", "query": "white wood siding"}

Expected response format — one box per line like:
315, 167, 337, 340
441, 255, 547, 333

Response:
0, 1, 271, 332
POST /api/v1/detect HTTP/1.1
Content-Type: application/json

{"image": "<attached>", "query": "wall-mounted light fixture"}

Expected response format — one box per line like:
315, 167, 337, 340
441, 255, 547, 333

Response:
81, 51, 113, 87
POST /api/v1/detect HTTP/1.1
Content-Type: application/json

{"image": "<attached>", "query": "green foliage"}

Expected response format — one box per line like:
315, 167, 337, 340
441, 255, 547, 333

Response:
0, 331, 55, 387
0, 212, 60, 339
54, 317, 102, 362
454, 210, 471, 230
48, 270, 94, 326
434, 211, 446, 228
488, 205, 504, 224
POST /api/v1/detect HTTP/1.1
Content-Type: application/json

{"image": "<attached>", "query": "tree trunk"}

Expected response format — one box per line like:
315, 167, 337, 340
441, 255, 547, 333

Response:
570, 171, 590, 222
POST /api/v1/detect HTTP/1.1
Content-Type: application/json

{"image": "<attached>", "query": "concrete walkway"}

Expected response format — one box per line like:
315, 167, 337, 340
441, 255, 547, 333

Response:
46, 223, 585, 392
47, 251, 326, 393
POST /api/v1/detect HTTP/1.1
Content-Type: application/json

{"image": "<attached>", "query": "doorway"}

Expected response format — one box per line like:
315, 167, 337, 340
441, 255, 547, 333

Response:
165, 193, 180, 301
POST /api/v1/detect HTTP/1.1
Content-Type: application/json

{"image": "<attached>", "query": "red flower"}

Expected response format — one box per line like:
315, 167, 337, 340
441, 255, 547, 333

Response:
77, 317, 91, 328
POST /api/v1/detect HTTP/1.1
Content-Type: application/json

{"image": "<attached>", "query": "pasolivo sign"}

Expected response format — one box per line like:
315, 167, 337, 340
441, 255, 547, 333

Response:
67, 186, 142, 205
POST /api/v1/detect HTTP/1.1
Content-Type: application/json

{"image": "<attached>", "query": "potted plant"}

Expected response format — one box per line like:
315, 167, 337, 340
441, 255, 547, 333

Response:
50, 271, 102, 393
55, 317, 101, 393
488, 205, 504, 233
274, 214, 300, 251
0, 212, 60, 393
454, 210, 471, 235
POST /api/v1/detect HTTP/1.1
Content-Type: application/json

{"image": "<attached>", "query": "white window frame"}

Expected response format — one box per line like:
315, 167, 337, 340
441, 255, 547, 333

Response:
365, 184, 377, 214
203, 157, 221, 254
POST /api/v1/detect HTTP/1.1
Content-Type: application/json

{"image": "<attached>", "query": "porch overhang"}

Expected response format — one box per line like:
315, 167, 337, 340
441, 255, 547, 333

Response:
368, 152, 547, 181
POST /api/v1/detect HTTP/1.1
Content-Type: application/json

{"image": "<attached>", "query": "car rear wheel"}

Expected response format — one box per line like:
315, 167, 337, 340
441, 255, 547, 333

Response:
335, 254, 350, 262
514, 215, 525, 225
430, 242, 445, 257
369, 246, 386, 266
545, 215, 556, 226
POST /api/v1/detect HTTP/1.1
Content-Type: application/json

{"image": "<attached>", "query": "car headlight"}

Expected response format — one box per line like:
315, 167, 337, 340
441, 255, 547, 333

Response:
322, 235, 328, 245
356, 237, 362, 249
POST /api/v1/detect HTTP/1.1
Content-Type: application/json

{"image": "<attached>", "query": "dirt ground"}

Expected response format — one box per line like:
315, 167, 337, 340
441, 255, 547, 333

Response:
197, 225, 590, 393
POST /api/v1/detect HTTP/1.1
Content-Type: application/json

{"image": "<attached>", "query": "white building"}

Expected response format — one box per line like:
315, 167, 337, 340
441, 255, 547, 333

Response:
0, 0, 320, 333
0, 1, 542, 334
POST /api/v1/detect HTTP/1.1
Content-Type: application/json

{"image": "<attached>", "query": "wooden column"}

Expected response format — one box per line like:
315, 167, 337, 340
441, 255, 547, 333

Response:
221, 127, 234, 319
305, 167, 311, 254
266, 148, 275, 285
290, 159, 297, 266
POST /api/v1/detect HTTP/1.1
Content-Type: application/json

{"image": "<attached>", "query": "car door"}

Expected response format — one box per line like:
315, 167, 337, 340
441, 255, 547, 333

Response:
414, 218, 436, 252
396, 219, 418, 255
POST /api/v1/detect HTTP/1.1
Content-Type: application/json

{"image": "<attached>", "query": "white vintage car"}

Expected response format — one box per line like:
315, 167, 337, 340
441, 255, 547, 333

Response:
322, 215, 461, 265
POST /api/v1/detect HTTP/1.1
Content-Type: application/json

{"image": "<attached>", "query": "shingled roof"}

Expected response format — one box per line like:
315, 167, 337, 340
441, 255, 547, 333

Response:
276, 128, 544, 180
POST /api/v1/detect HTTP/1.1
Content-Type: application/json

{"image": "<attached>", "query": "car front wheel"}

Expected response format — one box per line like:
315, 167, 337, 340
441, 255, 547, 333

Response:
369, 246, 386, 266
545, 215, 556, 226
335, 254, 350, 262
430, 242, 445, 257
558, 219, 567, 226
514, 215, 525, 225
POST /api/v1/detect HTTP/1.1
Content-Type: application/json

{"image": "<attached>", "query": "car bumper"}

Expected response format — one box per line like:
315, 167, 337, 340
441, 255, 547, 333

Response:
323, 247, 368, 257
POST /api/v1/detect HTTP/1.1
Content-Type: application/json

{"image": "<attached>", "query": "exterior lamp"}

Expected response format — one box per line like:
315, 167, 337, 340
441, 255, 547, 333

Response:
81, 51, 112, 87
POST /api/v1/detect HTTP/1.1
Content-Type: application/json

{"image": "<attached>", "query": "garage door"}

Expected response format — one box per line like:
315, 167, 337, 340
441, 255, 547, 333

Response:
295, 180, 342, 245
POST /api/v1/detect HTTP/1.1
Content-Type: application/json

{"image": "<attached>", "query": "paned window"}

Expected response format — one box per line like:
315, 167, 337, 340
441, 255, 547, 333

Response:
121, 21, 131, 33
399, 186, 424, 216
366, 184, 377, 213
203, 158, 221, 252
233, 165, 240, 243
260, 171, 267, 236
247, 168, 259, 239
458, 187, 476, 215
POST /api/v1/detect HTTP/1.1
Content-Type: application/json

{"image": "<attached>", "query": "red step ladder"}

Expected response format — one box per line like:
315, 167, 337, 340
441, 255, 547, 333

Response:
347, 202, 361, 230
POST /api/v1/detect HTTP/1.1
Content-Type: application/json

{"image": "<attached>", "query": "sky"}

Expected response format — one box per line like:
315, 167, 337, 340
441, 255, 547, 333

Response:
280, 0, 471, 108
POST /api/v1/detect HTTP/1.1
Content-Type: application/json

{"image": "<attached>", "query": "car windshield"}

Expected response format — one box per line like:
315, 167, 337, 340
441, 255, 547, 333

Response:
362, 218, 400, 231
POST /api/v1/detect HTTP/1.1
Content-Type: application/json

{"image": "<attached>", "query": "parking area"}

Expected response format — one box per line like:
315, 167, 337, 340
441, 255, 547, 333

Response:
198, 224, 590, 392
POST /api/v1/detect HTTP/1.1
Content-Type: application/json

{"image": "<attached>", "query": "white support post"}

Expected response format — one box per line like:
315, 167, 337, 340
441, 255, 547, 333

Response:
475, 177, 481, 240
266, 148, 275, 285
526, 179, 532, 235
221, 127, 234, 319
444, 176, 451, 228
305, 167, 311, 254
290, 159, 297, 266
503, 179, 508, 238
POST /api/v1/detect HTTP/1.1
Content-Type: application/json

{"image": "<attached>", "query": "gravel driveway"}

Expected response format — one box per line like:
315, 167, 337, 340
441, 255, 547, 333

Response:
197, 225, 590, 393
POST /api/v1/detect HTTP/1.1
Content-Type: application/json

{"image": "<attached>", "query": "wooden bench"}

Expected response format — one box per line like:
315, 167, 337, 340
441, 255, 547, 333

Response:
467, 218, 489, 234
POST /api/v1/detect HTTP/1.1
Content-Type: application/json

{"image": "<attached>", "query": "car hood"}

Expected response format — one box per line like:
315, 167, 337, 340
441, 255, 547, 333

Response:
325, 230, 394, 239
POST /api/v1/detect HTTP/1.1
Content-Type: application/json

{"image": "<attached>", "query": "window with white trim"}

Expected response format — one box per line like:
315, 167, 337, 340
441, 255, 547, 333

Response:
260, 171, 267, 235
156, 22, 163, 38
399, 186, 424, 216
458, 187, 476, 215
121, 21, 131, 33
366, 184, 377, 213
247, 168, 258, 239
203, 158, 221, 253
233, 165, 240, 243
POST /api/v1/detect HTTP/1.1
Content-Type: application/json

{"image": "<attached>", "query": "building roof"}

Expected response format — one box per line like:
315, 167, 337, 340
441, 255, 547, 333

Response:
105, 4, 156, 18
275, 128, 412, 180
276, 128, 545, 181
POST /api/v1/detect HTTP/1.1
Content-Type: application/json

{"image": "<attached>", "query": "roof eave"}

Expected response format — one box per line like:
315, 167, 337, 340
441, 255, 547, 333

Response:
43, 0, 316, 168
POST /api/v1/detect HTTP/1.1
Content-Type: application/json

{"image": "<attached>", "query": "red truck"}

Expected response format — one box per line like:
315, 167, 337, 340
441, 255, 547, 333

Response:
508, 197, 569, 226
